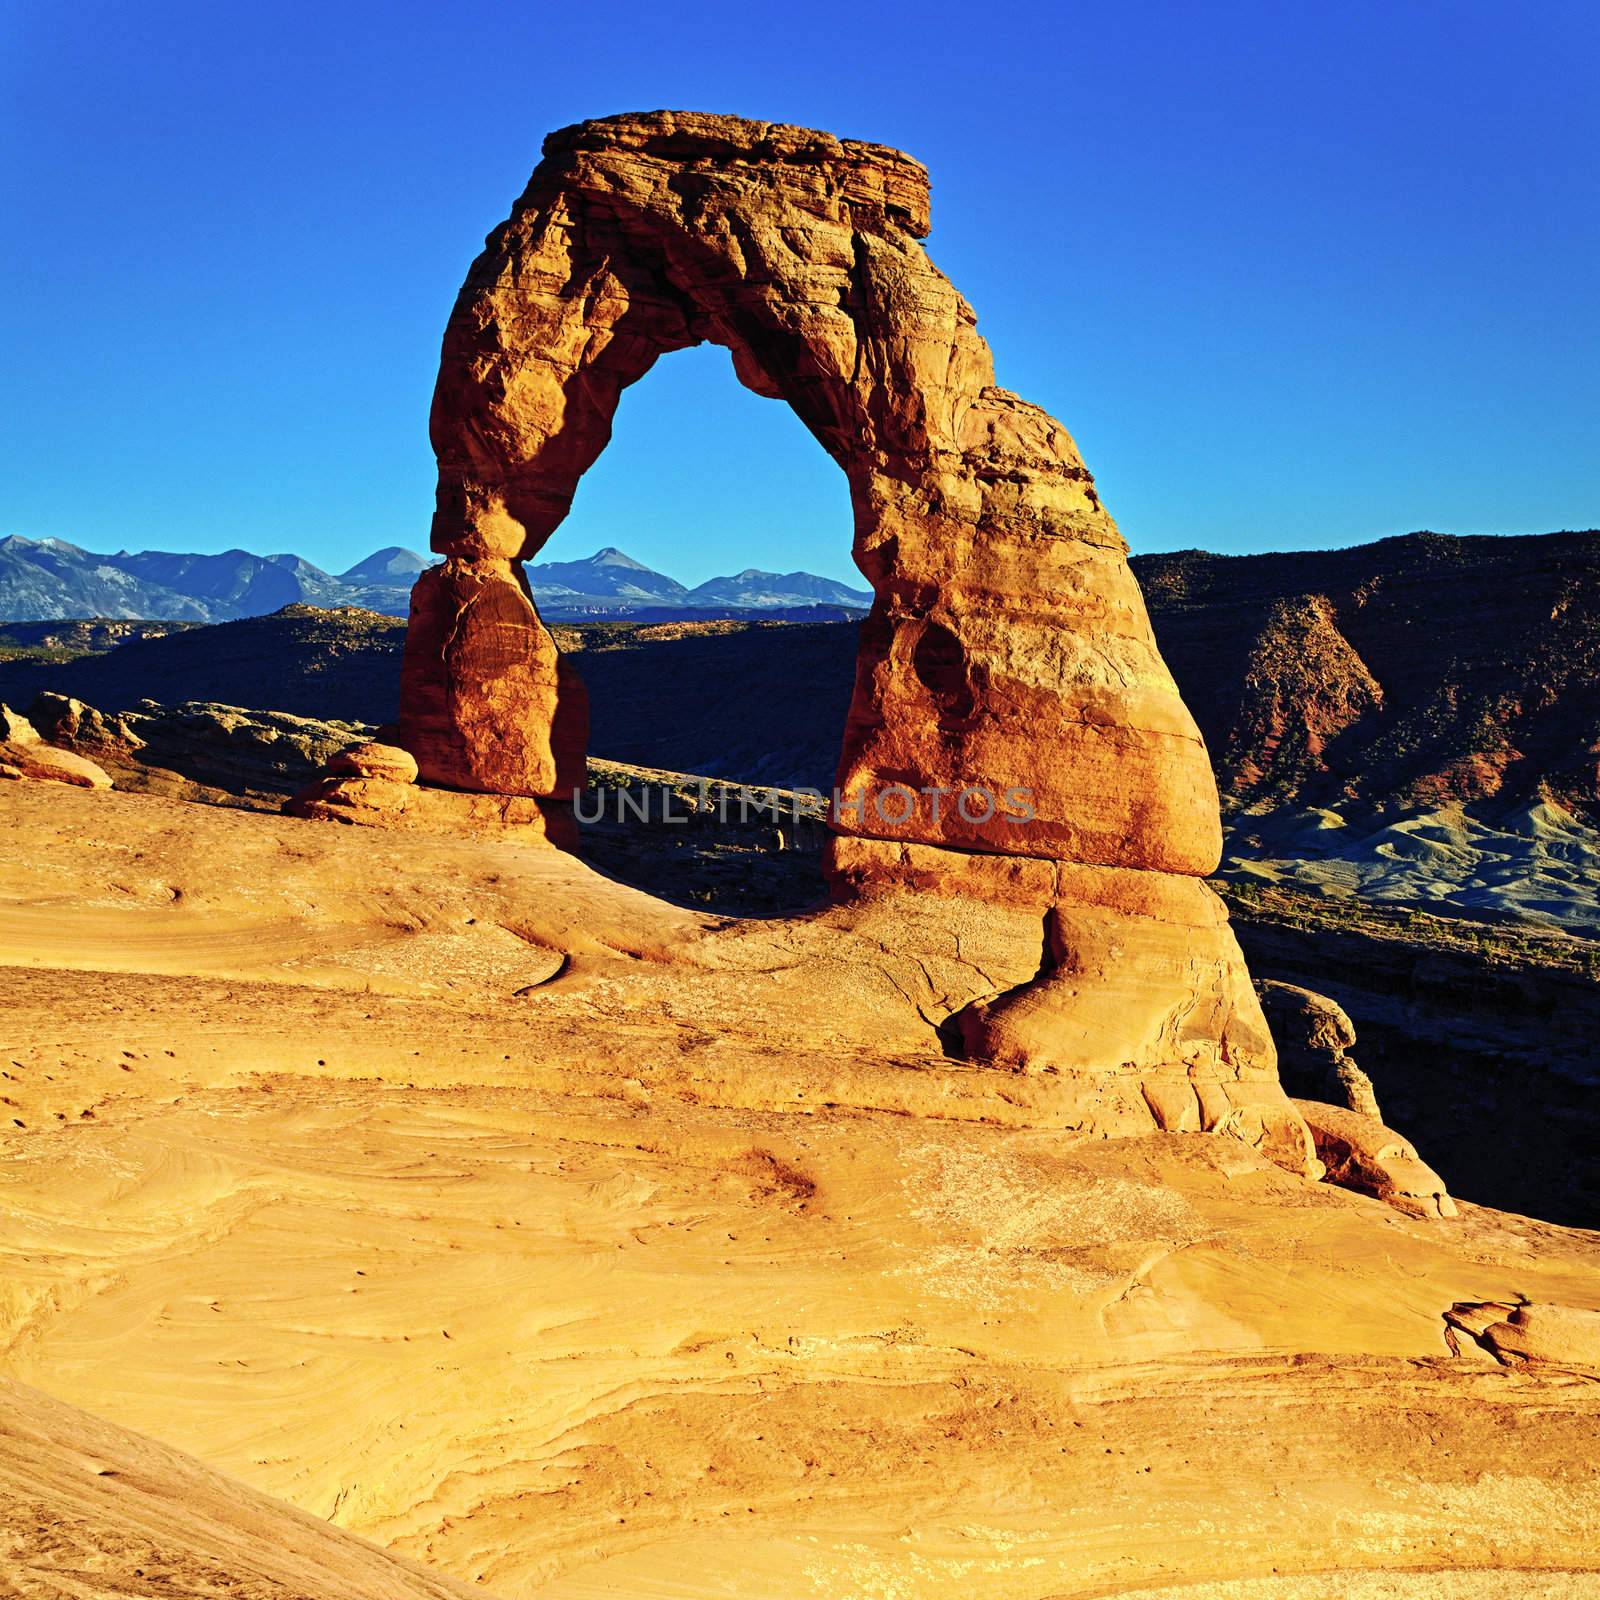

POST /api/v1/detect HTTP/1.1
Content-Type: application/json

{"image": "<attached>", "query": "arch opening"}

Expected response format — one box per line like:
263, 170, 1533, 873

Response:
536, 341, 864, 913
533, 339, 861, 607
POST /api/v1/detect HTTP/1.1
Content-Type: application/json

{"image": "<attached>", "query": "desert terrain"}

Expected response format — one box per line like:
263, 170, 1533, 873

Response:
3, 777, 1600, 1596
4, 101, 1598, 1600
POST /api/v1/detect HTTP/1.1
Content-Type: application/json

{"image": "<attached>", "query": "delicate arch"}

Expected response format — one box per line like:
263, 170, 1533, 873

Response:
398, 110, 1220, 874
388, 111, 1318, 1168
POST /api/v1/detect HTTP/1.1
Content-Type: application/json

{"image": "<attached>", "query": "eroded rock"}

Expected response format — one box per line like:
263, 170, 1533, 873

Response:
1294, 1099, 1456, 1218
400, 560, 586, 796
0, 703, 113, 789
28, 693, 371, 799
327, 741, 419, 784
386, 109, 1300, 1160
24, 692, 144, 755
1445, 1300, 1600, 1367
1, 704, 39, 744
287, 774, 577, 848
1258, 979, 1382, 1119
823, 834, 1314, 1173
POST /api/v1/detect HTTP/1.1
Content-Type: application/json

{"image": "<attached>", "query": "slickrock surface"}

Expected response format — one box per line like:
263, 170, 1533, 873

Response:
9, 682, 1596, 1219
0, 1379, 487, 1599
1, 783, 1598, 1596
397, 109, 1282, 1133
826, 834, 1310, 1170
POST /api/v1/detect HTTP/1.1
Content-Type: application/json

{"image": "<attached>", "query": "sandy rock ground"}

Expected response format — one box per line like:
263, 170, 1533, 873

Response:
1, 784, 1598, 1598
0, 1377, 486, 1598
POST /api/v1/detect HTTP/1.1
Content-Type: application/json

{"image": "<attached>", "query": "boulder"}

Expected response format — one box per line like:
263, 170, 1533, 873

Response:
1294, 1099, 1456, 1218
0, 704, 39, 745
0, 743, 114, 789
0, 703, 113, 789
327, 741, 419, 784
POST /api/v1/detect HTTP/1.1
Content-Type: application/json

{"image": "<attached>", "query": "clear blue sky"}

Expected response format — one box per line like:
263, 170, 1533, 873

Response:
4, 0, 1596, 586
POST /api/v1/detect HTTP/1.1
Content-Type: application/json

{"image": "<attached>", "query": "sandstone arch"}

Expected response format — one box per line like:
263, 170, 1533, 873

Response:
399, 109, 1218, 867
396, 110, 1308, 1164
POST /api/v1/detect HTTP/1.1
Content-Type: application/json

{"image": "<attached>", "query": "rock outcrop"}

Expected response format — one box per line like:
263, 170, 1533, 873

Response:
1293, 1100, 1456, 1218
1257, 979, 1382, 1119
0, 605, 407, 726
288, 773, 578, 846
288, 737, 578, 846
393, 110, 1304, 1165
0, 703, 112, 789
1445, 1301, 1600, 1367
26, 691, 371, 799
1231, 892, 1600, 1225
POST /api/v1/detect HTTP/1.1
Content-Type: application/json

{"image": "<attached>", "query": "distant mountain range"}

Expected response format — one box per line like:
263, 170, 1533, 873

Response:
0, 537, 427, 622
0, 536, 873, 623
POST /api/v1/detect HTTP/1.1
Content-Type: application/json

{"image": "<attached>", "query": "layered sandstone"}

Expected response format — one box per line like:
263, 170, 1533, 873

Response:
289, 768, 577, 848
0, 702, 112, 789
1132, 529, 1600, 821
404, 110, 1217, 863
328, 740, 419, 784
394, 109, 1294, 1151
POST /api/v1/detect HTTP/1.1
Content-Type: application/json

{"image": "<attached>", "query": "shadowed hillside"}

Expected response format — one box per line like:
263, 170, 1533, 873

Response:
0, 604, 411, 722
1132, 529, 1600, 822
0, 610, 861, 788
5, 531, 1598, 820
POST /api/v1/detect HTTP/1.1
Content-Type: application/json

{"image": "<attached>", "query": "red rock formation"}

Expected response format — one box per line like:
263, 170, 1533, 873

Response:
327, 741, 419, 785
401, 111, 1216, 863
1293, 1100, 1456, 1218
397, 110, 1306, 1165
0, 704, 113, 789
400, 561, 586, 798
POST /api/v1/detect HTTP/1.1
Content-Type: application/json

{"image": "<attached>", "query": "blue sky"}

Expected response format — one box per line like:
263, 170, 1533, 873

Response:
3, 0, 1596, 586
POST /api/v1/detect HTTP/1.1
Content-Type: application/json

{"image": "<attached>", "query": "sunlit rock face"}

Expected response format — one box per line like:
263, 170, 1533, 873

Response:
399, 110, 1303, 1160
403, 110, 1218, 852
